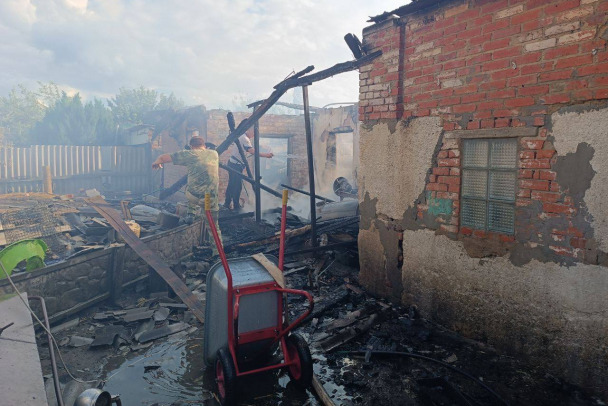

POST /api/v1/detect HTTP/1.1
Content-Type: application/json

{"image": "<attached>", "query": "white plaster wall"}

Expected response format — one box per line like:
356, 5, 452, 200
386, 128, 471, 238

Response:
401, 228, 608, 394
552, 107, 608, 251
358, 117, 442, 219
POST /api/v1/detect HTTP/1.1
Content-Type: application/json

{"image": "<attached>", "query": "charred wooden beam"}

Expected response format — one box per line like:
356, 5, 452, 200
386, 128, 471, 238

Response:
246, 100, 322, 111
253, 120, 262, 222
220, 162, 282, 198
227, 112, 253, 179
227, 224, 311, 251
215, 85, 297, 155
303, 85, 318, 248
284, 51, 382, 87
280, 183, 335, 203
163, 51, 382, 198
159, 174, 187, 200
318, 314, 378, 352
278, 241, 357, 257
85, 196, 206, 324
216, 52, 381, 155
273, 65, 316, 89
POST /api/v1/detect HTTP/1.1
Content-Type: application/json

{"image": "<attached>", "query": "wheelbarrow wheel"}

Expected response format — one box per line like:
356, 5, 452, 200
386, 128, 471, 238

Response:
215, 347, 237, 406
285, 333, 313, 390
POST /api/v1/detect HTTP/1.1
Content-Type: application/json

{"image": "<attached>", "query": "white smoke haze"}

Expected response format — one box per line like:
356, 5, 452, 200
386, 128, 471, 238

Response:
0, 0, 406, 108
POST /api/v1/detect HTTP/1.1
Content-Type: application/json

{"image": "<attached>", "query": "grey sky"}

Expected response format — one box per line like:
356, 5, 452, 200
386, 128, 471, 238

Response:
0, 0, 407, 109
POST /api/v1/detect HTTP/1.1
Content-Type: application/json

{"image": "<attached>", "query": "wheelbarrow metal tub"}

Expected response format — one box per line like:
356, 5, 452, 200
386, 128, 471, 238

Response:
203, 256, 280, 367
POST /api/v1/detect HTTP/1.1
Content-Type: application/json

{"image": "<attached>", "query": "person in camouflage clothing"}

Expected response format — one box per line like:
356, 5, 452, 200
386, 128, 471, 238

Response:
152, 135, 221, 244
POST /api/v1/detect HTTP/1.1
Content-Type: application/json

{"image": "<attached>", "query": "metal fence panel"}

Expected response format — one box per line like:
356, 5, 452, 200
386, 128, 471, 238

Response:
0, 144, 155, 195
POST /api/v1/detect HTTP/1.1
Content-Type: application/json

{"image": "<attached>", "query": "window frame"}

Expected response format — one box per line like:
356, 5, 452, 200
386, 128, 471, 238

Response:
460, 138, 518, 234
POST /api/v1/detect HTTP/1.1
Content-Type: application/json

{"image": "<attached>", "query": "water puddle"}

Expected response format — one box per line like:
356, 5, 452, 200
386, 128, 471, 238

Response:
100, 332, 345, 405
102, 333, 211, 405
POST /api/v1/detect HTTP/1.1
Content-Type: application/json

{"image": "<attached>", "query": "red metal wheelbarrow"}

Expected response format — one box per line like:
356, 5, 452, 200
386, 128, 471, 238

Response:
203, 192, 314, 406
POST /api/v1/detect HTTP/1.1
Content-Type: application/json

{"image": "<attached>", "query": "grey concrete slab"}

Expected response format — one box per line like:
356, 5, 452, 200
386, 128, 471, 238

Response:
90, 325, 125, 347
137, 322, 189, 343
0, 293, 47, 405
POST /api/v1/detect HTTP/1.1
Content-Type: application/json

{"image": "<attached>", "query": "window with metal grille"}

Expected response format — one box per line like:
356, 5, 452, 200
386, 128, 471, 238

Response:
461, 138, 517, 234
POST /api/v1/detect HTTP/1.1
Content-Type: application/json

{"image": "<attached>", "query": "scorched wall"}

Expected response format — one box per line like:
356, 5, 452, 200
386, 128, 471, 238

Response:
358, 0, 608, 395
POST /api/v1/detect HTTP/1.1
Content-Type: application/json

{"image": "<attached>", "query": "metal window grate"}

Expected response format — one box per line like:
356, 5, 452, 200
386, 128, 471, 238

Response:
0, 204, 68, 254
461, 138, 517, 234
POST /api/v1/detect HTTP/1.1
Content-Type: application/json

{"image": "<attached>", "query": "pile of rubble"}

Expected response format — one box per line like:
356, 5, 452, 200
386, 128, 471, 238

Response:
0, 192, 186, 264
48, 293, 198, 355
29, 195, 601, 405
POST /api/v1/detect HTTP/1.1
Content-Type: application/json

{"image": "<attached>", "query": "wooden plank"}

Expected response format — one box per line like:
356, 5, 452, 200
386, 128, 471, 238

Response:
252, 253, 284, 288
312, 374, 335, 406
85, 196, 206, 324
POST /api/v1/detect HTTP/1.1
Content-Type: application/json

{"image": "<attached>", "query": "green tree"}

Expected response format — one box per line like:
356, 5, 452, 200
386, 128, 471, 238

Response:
108, 86, 184, 128
0, 82, 61, 145
85, 99, 118, 145
157, 92, 185, 111
31, 93, 117, 145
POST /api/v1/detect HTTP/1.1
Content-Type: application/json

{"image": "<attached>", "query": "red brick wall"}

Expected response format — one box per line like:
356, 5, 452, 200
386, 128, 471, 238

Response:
360, 0, 608, 263
361, 0, 608, 124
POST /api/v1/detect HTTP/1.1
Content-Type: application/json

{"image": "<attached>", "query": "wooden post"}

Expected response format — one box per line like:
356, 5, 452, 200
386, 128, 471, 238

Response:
302, 85, 318, 247
254, 120, 262, 222
145, 142, 153, 194
43, 165, 53, 194
110, 244, 126, 304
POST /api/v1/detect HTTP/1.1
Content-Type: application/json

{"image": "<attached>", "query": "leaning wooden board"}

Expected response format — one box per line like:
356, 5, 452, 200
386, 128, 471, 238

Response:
85, 196, 206, 324
252, 253, 285, 288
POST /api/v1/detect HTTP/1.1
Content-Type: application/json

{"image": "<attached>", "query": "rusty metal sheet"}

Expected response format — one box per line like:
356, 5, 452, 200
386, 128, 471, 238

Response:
85, 196, 205, 324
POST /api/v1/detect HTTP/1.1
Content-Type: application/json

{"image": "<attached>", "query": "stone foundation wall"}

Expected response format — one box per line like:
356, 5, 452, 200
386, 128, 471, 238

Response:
123, 220, 201, 284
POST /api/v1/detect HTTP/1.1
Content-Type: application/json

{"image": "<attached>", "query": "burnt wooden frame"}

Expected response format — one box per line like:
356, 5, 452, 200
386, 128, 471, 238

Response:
161, 50, 382, 236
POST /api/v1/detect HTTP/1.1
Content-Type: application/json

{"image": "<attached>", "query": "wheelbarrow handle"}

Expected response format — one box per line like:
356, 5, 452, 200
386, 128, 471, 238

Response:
274, 288, 314, 341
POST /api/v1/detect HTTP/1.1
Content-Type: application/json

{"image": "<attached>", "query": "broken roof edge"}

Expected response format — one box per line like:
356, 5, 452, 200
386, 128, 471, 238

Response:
366, 0, 463, 25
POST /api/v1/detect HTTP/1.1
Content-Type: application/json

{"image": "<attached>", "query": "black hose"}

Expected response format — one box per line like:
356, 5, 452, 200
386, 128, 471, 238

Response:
348, 350, 509, 406
29, 296, 64, 406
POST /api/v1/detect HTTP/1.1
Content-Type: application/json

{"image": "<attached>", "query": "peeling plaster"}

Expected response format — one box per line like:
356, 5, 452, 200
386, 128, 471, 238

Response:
554, 143, 595, 198
552, 107, 608, 251
358, 221, 388, 296
358, 205, 404, 301
426, 191, 453, 216
358, 117, 442, 220
359, 192, 378, 230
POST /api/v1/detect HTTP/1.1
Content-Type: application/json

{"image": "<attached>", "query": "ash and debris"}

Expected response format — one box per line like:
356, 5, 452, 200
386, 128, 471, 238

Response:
33, 205, 603, 406
0, 190, 185, 267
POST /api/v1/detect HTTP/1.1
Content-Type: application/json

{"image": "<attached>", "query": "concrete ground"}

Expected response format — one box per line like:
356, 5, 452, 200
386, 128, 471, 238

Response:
0, 293, 47, 406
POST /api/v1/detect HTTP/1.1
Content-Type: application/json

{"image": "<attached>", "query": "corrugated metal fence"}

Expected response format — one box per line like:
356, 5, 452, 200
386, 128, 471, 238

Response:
0, 144, 154, 195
